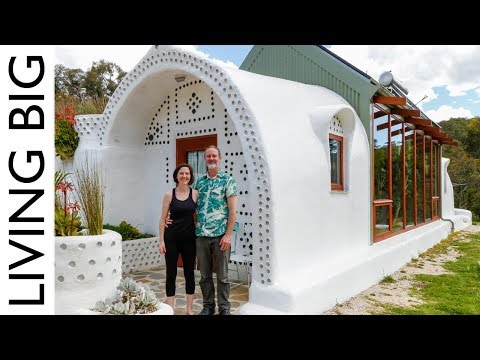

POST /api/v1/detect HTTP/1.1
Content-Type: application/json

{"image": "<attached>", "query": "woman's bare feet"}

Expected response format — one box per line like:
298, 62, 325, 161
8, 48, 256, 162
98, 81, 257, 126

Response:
166, 296, 175, 314
186, 294, 194, 315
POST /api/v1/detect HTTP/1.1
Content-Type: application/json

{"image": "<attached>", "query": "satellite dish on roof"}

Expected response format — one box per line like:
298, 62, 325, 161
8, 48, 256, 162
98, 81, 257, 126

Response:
379, 71, 409, 95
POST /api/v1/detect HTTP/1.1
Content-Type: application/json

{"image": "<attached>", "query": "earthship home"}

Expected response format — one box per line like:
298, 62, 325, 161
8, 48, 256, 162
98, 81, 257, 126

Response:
57, 45, 471, 315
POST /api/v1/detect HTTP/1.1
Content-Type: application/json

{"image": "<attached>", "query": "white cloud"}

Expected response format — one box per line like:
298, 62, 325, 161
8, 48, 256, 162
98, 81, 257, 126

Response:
55, 45, 151, 72
329, 45, 480, 105
153, 45, 238, 69
427, 105, 473, 122
475, 87, 480, 99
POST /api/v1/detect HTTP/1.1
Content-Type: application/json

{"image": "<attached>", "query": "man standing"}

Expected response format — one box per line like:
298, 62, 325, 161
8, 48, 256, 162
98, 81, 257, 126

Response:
194, 145, 237, 315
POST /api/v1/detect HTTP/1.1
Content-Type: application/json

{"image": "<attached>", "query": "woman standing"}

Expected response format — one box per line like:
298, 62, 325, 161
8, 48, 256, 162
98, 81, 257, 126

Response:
159, 163, 198, 315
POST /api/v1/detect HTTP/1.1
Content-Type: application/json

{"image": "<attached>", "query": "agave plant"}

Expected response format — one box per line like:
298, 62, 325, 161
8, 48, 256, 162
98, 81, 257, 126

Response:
94, 277, 159, 315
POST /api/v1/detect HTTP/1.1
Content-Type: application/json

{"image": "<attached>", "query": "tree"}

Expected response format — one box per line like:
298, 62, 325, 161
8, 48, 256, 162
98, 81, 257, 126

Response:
55, 64, 85, 100
439, 117, 470, 146
55, 60, 126, 115
83, 60, 126, 102
466, 117, 480, 158
441, 117, 480, 222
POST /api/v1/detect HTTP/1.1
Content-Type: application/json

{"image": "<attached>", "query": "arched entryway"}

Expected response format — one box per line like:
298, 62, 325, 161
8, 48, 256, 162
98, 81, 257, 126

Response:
93, 46, 276, 289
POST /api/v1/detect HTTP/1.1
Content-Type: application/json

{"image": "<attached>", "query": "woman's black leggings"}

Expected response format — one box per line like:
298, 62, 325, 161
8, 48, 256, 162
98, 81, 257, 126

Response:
164, 231, 196, 296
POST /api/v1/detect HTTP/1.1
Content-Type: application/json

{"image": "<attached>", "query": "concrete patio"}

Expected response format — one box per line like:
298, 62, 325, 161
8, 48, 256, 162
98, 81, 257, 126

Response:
127, 266, 250, 315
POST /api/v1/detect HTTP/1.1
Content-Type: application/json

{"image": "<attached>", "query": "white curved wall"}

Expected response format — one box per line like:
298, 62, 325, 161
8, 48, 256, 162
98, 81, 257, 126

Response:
70, 47, 372, 313
441, 158, 455, 218
225, 70, 371, 312
441, 157, 472, 230
74, 54, 256, 260
55, 229, 122, 314
60, 45, 471, 315
122, 237, 165, 273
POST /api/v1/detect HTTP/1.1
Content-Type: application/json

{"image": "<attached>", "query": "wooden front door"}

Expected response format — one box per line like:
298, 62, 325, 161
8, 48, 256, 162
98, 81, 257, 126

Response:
175, 134, 217, 266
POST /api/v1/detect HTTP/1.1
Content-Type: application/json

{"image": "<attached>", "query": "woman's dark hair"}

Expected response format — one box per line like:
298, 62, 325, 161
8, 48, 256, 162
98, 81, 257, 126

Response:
173, 163, 194, 185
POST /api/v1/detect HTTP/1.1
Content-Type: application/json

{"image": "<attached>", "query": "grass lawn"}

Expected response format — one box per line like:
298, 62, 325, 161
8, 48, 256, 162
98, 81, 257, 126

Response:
381, 231, 480, 314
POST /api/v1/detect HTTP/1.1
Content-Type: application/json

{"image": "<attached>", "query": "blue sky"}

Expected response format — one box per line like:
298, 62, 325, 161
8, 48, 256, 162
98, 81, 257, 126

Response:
55, 45, 480, 123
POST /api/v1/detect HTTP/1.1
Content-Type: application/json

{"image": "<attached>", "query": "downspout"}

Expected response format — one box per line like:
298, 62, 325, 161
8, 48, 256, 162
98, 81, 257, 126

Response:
441, 217, 455, 233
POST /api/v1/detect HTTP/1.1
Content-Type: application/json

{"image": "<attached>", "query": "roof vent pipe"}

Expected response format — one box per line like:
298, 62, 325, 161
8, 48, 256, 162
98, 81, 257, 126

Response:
379, 71, 409, 96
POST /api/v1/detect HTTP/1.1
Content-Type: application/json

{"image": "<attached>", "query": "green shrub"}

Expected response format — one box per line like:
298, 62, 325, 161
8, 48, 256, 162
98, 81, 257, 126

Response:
380, 275, 396, 284
103, 221, 155, 240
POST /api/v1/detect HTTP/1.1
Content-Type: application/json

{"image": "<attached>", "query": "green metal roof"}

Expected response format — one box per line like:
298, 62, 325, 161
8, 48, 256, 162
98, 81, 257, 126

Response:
241, 45, 379, 141
240, 45, 442, 139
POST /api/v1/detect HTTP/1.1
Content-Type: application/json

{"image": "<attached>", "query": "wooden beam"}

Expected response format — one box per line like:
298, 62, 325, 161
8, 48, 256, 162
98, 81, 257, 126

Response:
391, 128, 403, 137
372, 95, 407, 106
442, 140, 459, 146
391, 108, 421, 117
404, 117, 432, 127
373, 110, 389, 119
373, 199, 393, 205
415, 125, 441, 135
377, 118, 403, 131
406, 116, 432, 122
431, 132, 449, 139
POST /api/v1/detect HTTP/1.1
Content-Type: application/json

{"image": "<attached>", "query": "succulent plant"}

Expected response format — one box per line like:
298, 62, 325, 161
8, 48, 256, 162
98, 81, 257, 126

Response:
94, 277, 159, 315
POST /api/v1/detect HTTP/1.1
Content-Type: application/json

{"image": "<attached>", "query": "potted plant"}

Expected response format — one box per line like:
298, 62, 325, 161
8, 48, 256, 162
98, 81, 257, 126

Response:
55, 156, 122, 315
75, 277, 173, 315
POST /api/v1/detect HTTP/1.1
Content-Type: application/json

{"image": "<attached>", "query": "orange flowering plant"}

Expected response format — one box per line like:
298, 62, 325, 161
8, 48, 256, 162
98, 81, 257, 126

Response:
55, 105, 80, 160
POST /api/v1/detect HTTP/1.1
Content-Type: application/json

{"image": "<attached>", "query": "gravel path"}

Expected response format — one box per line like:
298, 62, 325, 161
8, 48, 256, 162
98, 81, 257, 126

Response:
322, 225, 479, 315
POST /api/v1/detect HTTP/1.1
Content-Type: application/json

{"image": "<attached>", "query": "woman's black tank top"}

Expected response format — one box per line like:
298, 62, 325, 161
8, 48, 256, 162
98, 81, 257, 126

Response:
167, 188, 196, 233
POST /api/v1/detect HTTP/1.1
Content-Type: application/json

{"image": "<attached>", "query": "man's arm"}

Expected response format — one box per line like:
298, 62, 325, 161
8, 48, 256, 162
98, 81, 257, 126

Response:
219, 195, 237, 251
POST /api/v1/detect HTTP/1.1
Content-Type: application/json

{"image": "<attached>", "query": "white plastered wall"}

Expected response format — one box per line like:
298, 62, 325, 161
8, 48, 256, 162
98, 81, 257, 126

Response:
441, 157, 472, 231
71, 48, 259, 260
59, 45, 471, 315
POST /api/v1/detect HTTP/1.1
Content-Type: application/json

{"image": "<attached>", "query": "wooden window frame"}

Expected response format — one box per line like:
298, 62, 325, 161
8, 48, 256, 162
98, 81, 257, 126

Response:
422, 134, 426, 223
371, 103, 443, 243
426, 137, 432, 221
432, 142, 441, 220
405, 125, 416, 229
373, 201, 393, 241
176, 134, 217, 165
329, 133, 344, 191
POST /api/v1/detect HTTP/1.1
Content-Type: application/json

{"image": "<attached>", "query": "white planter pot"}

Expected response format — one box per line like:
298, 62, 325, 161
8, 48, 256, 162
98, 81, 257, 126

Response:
55, 229, 122, 314
73, 302, 174, 315
122, 237, 165, 273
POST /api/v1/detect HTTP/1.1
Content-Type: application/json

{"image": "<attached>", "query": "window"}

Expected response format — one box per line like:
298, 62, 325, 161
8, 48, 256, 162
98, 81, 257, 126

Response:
329, 115, 344, 191
176, 134, 217, 168
371, 103, 443, 242
187, 150, 206, 181
329, 134, 344, 190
